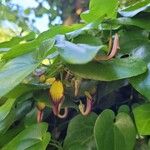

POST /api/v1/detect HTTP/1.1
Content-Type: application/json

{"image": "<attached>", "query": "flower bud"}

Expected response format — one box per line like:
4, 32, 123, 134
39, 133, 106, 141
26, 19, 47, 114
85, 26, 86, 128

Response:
36, 101, 46, 123
79, 91, 93, 116
45, 77, 56, 85
37, 101, 46, 111
42, 59, 50, 66
39, 75, 46, 82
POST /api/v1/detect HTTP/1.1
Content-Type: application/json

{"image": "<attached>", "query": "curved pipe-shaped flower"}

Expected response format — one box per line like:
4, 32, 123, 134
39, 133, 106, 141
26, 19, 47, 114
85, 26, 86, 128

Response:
52, 102, 60, 116
57, 107, 68, 118
52, 97, 68, 118
36, 102, 46, 123
95, 33, 120, 61
49, 81, 68, 118
79, 91, 93, 116
57, 98, 68, 118
37, 110, 44, 123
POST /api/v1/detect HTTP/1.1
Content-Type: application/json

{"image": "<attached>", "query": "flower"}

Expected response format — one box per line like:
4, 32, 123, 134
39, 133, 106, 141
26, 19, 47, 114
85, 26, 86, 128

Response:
49, 80, 68, 118
50, 80, 64, 103
45, 77, 56, 85
36, 101, 46, 123
78, 91, 93, 116
39, 74, 46, 82
42, 58, 50, 66
37, 101, 46, 111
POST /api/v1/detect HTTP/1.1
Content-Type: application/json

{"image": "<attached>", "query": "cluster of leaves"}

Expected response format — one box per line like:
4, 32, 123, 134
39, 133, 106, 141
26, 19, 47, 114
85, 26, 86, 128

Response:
0, 0, 150, 149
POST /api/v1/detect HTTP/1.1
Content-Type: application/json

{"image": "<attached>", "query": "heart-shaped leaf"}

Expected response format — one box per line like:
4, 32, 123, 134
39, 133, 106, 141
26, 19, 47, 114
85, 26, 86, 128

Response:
119, 29, 150, 100
56, 35, 102, 64
114, 17, 150, 30
119, 0, 150, 17
133, 103, 150, 135
0, 98, 16, 134
81, 0, 118, 23
0, 53, 38, 98
67, 57, 147, 81
94, 109, 136, 150
2, 123, 50, 150
63, 113, 97, 150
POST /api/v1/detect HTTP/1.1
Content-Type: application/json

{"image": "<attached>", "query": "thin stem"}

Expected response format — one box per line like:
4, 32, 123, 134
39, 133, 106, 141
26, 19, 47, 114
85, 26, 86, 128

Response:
49, 142, 63, 150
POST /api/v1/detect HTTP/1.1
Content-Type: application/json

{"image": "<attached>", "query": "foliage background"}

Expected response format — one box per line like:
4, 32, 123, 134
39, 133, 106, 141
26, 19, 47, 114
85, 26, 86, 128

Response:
0, 0, 150, 150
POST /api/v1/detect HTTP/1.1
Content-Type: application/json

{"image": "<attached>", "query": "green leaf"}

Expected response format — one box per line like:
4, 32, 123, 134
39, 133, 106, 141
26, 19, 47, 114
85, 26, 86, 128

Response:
130, 64, 150, 100
56, 35, 102, 64
0, 32, 36, 50
0, 110, 15, 135
133, 103, 150, 135
94, 110, 115, 150
81, 0, 118, 23
94, 110, 136, 150
37, 24, 84, 42
119, 29, 149, 55
0, 53, 38, 98
2, 24, 82, 60
118, 29, 150, 99
0, 98, 16, 121
0, 123, 24, 148
113, 17, 150, 30
72, 34, 102, 46
66, 21, 101, 39
2, 41, 38, 60
25, 133, 50, 150
0, 37, 55, 98
119, 0, 150, 17
0, 98, 16, 134
120, 30, 150, 99
6, 84, 36, 99
63, 113, 98, 150
36, 38, 55, 60
115, 113, 136, 150
23, 108, 37, 127
2, 123, 51, 150
15, 100, 33, 121
67, 57, 147, 81
118, 105, 130, 114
